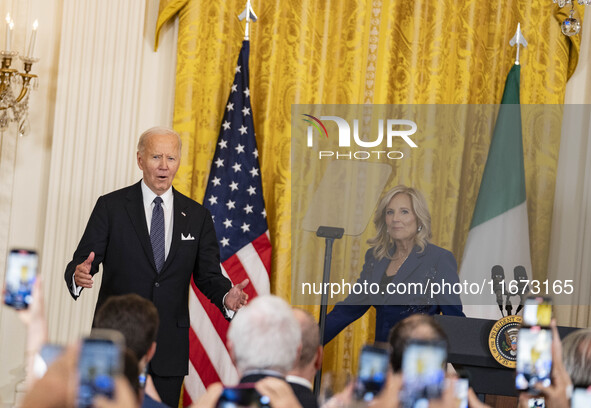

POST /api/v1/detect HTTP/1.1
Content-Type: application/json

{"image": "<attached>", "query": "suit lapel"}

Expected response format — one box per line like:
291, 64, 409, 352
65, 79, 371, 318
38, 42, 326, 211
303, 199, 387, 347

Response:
126, 182, 158, 273
160, 188, 189, 274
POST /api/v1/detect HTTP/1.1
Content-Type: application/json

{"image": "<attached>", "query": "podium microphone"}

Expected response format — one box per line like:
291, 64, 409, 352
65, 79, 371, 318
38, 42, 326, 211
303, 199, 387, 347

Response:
491, 265, 505, 317
514, 265, 529, 314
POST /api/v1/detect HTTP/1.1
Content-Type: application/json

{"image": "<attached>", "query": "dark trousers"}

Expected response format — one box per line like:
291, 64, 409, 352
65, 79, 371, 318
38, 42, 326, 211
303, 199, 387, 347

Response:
150, 371, 184, 408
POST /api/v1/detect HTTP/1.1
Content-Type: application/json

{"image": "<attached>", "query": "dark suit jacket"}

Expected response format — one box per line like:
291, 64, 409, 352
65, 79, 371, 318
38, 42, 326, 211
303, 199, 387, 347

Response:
288, 381, 319, 408
64, 181, 232, 376
240, 373, 318, 408
324, 243, 465, 344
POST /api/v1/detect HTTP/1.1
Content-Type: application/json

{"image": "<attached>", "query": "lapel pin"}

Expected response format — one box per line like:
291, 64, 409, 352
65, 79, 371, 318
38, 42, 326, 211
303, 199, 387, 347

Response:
181, 212, 186, 217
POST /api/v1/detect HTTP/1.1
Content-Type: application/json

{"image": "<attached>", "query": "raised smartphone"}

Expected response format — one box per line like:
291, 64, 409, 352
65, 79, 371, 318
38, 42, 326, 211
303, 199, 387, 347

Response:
454, 373, 469, 408
400, 340, 447, 407
77, 329, 125, 408
353, 344, 390, 401
515, 326, 552, 394
3, 249, 38, 309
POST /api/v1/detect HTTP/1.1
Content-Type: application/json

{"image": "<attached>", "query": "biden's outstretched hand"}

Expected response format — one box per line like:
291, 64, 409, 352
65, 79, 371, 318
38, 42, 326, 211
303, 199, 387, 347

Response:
224, 279, 249, 311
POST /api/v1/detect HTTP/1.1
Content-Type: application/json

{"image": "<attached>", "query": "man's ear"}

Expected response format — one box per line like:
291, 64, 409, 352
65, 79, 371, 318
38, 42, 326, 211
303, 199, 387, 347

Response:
145, 342, 157, 362
294, 344, 302, 369
137, 151, 143, 170
314, 345, 323, 371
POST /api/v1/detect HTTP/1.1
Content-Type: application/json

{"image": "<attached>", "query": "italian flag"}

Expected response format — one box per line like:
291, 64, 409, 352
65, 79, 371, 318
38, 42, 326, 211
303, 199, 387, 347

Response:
459, 64, 533, 320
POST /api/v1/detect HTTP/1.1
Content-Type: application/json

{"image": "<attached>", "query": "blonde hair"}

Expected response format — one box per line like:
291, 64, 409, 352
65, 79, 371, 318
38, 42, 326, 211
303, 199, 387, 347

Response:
367, 185, 432, 260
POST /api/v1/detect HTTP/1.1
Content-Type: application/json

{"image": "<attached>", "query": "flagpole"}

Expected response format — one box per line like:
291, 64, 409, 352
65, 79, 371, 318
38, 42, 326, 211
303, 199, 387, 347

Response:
238, 0, 258, 41
509, 23, 527, 65
185, 6, 270, 405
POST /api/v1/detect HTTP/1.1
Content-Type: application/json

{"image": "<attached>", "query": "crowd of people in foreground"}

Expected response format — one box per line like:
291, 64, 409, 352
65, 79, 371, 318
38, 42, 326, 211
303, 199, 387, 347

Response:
10, 282, 591, 408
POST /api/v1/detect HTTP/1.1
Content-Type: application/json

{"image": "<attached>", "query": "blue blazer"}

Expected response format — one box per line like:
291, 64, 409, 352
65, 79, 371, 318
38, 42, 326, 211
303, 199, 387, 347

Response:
324, 243, 464, 344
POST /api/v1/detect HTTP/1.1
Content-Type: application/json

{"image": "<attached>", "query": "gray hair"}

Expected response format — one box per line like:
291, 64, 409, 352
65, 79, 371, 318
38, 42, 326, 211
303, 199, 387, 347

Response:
292, 308, 320, 369
562, 328, 591, 388
228, 295, 301, 375
367, 185, 432, 260
137, 126, 182, 155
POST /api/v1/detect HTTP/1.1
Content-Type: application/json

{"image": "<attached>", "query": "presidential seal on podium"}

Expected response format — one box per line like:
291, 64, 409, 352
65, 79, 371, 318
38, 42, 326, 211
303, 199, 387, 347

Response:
488, 315, 523, 368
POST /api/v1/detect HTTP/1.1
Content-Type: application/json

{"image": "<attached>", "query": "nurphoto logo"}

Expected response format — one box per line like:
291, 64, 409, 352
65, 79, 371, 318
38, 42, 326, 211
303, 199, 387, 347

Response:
303, 114, 418, 160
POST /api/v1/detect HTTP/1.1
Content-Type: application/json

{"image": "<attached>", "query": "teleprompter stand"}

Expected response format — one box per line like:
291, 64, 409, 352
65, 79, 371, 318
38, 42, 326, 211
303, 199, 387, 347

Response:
296, 160, 393, 396
314, 225, 344, 395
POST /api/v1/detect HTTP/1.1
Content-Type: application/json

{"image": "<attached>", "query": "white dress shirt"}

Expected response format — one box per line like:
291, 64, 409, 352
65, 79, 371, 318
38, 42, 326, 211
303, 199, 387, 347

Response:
286, 375, 313, 390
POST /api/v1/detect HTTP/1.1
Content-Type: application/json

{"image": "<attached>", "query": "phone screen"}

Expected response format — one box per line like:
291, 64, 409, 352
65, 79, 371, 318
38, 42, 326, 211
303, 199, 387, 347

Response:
3, 249, 38, 309
528, 398, 545, 408
515, 327, 552, 393
523, 296, 552, 327
215, 386, 271, 408
354, 344, 390, 401
77, 333, 124, 408
572, 388, 591, 407
454, 378, 469, 408
400, 340, 447, 407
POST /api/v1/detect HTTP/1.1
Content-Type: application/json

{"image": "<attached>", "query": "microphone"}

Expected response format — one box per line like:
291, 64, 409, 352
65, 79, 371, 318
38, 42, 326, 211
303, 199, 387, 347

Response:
514, 265, 529, 314
491, 265, 505, 317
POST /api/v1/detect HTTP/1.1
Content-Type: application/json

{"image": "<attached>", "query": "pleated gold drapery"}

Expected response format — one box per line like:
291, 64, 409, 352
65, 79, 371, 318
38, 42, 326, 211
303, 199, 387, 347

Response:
157, 0, 582, 390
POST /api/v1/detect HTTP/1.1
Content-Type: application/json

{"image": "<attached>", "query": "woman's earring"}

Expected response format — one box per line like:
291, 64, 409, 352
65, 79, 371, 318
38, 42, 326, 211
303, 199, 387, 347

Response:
418, 225, 423, 232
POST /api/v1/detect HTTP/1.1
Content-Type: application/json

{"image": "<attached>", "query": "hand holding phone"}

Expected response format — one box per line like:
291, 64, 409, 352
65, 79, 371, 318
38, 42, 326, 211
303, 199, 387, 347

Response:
454, 376, 469, 408
21, 344, 79, 408
400, 340, 447, 408
3, 249, 38, 310
353, 344, 390, 401
33, 343, 65, 378
77, 329, 125, 408
515, 327, 552, 394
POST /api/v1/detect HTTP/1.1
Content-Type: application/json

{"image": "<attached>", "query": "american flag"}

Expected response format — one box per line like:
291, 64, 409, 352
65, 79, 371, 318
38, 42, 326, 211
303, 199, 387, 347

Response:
183, 41, 272, 406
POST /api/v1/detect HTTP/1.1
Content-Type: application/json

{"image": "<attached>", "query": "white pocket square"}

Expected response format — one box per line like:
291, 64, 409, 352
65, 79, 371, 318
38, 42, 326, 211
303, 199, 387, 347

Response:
181, 233, 195, 241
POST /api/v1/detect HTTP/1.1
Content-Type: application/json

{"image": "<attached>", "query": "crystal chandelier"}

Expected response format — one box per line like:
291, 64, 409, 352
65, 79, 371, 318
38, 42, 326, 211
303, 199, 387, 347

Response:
0, 15, 39, 136
552, 0, 587, 36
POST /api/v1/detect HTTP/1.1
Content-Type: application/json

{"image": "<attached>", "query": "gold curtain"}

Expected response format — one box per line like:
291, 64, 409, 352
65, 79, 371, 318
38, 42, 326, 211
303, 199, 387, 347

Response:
157, 0, 582, 390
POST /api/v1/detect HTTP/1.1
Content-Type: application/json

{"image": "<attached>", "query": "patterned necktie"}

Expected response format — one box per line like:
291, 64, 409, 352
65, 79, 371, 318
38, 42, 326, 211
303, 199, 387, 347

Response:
150, 196, 165, 273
